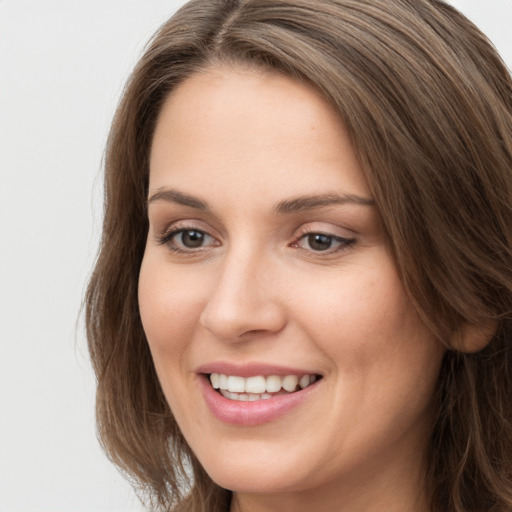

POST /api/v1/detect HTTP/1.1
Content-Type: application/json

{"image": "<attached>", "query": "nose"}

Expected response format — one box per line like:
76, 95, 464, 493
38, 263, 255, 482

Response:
199, 250, 287, 342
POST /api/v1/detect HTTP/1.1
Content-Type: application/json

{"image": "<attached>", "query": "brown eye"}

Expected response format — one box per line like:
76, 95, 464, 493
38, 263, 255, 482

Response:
294, 232, 355, 253
307, 234, 334, 251
159, 228, 217, 252
179, 230, 206, 248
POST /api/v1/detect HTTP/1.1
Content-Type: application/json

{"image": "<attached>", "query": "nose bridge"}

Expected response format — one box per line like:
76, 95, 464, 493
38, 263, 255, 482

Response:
199, 242, 285, 341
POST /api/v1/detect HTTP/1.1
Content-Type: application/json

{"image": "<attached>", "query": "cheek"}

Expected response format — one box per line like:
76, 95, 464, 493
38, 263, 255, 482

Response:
291, 253, 443, 387
288, 257, 444, 462
138, 252, 205, 364
292, 259, 410, 350
138, 252, 211, 432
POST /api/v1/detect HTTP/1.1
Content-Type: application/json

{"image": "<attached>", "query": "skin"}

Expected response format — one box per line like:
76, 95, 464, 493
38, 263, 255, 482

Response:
139, 65, 446, 512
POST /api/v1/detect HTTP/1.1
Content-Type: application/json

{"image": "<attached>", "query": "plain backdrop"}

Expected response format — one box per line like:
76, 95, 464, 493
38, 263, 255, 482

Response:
0, 1, 511, 511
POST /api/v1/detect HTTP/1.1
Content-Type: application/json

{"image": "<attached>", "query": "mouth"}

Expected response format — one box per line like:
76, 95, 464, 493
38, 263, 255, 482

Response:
198, 366, 323, 425
207, 373, 321, 402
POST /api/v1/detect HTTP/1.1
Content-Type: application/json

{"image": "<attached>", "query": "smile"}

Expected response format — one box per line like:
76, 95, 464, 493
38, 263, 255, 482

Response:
197, 363, 323, 425
209, 373, 318, 401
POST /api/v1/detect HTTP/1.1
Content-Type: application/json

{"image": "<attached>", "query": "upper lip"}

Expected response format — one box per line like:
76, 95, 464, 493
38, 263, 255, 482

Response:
196, 361, 321, 378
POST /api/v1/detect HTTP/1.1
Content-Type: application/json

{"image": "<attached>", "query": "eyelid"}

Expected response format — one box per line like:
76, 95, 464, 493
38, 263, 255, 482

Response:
290, 223, 357, 254
156, 220, 221, 252
156, 218, 215, 239
293, 221, 356, 240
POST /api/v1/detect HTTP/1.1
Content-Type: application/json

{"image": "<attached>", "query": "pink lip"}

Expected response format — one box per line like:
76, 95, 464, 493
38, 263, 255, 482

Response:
196, 361, 319, 377
198, 373, 321, 426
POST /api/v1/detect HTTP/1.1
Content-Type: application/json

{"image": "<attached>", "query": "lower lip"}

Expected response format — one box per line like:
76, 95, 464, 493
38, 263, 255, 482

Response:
199, 375, 320, 426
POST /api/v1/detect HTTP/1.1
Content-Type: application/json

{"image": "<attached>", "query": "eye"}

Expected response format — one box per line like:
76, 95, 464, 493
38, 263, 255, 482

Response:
294, 232, 355, 253
158, 227, 218, 252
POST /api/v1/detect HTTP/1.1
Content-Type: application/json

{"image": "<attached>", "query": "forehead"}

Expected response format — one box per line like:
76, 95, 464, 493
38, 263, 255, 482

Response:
149, 65, 371, 205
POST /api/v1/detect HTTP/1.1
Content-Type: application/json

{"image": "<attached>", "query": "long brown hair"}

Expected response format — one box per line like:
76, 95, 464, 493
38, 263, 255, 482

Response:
85, 1, 512, 510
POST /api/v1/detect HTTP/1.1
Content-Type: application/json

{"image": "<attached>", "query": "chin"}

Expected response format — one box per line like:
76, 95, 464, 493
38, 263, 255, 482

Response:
207, 467, 301, 495
195, 444, 310, 494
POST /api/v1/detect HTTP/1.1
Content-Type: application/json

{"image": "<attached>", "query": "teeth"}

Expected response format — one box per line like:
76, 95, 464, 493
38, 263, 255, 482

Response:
219, 374, 228, 390
266, 375, 282, 393
210, 372, 318, 397
282, 375, 299, 392
299, 374, 310, 389
210, 373, 220, 389
246, 376, 266, 394
227, 376, 245, 393
219, 390, 280, 401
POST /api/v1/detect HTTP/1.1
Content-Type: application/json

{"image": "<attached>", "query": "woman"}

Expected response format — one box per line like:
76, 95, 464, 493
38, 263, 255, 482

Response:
85, 1, 512, 511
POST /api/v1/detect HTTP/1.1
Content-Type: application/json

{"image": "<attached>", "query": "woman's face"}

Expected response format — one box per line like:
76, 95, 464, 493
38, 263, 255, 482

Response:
139, 66, 445, 508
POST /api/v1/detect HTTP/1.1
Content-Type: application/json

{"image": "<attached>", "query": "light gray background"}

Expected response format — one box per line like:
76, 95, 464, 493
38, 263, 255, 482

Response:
0, 1, 511, 511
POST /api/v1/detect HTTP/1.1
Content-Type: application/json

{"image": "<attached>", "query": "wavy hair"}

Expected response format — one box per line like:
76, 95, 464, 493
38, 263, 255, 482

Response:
85, 1, 512, 510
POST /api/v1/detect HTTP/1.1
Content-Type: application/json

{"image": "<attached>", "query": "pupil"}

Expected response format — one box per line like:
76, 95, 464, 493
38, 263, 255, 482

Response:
308, 234, 332, 251
182, 230, 204, 248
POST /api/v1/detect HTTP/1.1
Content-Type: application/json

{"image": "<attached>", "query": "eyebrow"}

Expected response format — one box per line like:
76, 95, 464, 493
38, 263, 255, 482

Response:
148, 188, 210, 211
147, 187, 375, 213
273, 193, 375, 214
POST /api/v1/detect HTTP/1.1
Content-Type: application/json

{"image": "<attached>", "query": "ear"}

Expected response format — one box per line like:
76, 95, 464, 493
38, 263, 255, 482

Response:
451, 319, 498, 353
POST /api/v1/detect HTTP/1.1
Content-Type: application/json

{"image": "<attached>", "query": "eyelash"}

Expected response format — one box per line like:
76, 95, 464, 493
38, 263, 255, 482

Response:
157, 227, 218, 254
291, 229, 356, 254
157, 226, 356, 255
